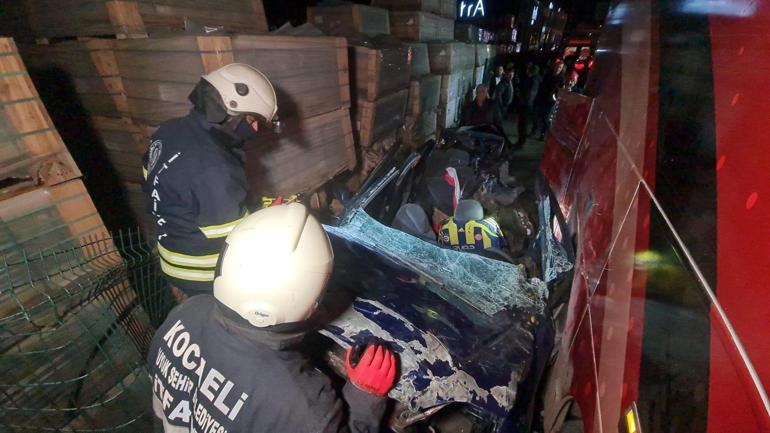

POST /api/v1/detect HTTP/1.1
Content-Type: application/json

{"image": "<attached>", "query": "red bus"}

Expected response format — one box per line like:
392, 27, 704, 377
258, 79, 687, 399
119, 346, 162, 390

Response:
539, 1, 770, 432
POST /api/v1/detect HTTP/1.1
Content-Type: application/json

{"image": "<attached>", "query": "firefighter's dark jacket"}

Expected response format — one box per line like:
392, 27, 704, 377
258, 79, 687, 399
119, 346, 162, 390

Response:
148, 295, 387, 433
143, 111, 248, 295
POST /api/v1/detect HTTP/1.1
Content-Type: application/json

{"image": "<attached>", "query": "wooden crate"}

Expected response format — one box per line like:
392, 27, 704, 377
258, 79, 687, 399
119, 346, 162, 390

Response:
20, 39, 127, 119
439, 68, 475, 105
231, 35, 351, 120
115, 35, 350, 127
0, 38, 81, 200
113, 36, 233, 126
428, 42, 475, 74
454, 23, 479, 43
123, 181, 154, 239
439, 0, 456, 19
6, 0, 267, 39
245, 108, 355, 197
405, 110, 437, 147
408, 43, 430, 78
307, 4, 390, 37
91, 117, 147, 184
437, 97, 461, 129
346, 132, 397, 192
371, 0, 441, 14
0, 179, 107, 261
475, 43, 495, 67
354, 89, 409, 147
407, 74, 441, 118
351, 45, 411, 102
389, 12, 454, 42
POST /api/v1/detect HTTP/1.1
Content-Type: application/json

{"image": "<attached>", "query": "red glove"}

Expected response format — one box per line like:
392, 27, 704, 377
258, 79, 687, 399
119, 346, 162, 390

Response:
345, 344, 398, 397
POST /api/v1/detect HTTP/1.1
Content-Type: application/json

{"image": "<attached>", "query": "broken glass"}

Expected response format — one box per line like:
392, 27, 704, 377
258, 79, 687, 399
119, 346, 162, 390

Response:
325, 209, 548, 316
538, 195, 574, 283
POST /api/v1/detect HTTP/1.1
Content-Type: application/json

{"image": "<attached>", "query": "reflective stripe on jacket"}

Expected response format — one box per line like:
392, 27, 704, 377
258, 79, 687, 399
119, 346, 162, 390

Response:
143, 111, 249, 294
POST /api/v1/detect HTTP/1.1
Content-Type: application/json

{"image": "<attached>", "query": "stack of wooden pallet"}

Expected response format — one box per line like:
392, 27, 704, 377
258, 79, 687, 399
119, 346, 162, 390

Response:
307, 3, 412, 187
0, 37, 107, 253
373, 0, 456, 41
307, 4, 390, 37
111, 34, 355, 199
18, 28, 357, 233
429, 42, 475, 130
2, 0, 267, 39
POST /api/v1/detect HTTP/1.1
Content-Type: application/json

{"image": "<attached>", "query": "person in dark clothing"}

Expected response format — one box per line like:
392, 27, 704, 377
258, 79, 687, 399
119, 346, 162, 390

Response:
532, 60, 567, 140
142, 63, 282, 300
462, 84, 503, 127
514, 62, 541, 148
147, 203, 398, 433
494, 69, 514, 112
488, 65, 505, 100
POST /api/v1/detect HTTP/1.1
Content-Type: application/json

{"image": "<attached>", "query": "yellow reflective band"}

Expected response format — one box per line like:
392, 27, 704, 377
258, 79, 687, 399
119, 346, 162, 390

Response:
158, 243, 218, 268
443, 219, 459, 245
464, 223, 476, 246
160, 258, 215, 282
199, 214, 246, 239
143, 167, 148, 180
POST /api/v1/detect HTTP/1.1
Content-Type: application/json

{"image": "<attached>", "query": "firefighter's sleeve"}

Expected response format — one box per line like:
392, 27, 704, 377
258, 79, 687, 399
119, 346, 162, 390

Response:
191, 166, 248, 240
315, 382, 387, 433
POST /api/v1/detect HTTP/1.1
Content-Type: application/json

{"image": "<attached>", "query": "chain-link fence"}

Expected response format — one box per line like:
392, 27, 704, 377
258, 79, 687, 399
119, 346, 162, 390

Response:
0, 229, 172, 432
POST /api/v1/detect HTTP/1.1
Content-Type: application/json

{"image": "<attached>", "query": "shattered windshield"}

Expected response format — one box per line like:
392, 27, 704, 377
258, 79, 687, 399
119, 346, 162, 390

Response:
325, 209, 548, 317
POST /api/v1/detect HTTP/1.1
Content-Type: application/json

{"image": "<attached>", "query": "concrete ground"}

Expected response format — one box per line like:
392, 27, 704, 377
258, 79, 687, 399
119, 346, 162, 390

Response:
501, 117, 546, 185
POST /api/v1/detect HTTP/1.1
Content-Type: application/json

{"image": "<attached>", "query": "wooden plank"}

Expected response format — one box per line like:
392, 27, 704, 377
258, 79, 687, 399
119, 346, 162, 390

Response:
91, 116, 146, 183
308, 4, 390, 37
351, 45, 411, 102
244, 108, 355, 197
20, 39, 128, 117
0, 178, 107, 257
408, 43, 430, 78
10, 0, 267, 38
105, 1, 148, 37
0, 38, 82, 198
475, 43, 495, 67
389, 11, 454, 42
231, 34, 351, 120
439, 0, 456, 19
345, 132, 397, 192
437, 97, 461, 130
428, 42, 475, 74
407, 74, 441, 117
438, 68, 475, 105
405, 109, 437, 148
354, 88, 409, 147
371, 0, 441, 14
454, 23, 479, 43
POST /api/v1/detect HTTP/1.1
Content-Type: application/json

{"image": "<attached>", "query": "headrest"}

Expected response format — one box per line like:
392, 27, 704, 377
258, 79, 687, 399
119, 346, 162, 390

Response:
454, 199, 484, 224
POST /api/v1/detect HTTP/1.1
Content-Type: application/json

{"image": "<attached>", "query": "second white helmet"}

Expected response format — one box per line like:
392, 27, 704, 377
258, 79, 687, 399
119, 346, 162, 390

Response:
213, 203, 334, 328
203, 63, 278, 124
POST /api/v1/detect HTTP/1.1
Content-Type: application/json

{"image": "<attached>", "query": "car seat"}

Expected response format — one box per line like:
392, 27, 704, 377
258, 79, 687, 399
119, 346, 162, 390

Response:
392, 204, 436, 242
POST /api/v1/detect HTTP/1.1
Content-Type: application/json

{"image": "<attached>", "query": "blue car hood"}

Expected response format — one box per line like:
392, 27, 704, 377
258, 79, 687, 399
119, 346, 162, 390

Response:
318, 210, 548, 420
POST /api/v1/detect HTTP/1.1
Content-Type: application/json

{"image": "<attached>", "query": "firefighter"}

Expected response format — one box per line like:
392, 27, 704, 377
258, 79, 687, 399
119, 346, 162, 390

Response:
147, 203, 399, 433
439, 199, 506, 251
143, 63, 282, 299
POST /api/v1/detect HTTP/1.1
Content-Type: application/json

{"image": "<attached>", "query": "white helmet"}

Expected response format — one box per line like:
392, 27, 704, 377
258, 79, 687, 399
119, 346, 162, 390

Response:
202, 63, 278, 124
213, 203, 334, 328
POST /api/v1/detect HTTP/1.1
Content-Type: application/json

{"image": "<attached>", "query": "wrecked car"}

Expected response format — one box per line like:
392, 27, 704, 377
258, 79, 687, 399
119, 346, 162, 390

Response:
313, 129, 560, 432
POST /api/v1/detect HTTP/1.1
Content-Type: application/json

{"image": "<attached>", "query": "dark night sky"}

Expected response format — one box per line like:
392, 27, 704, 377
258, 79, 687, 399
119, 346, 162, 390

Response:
262, 0, 601, 31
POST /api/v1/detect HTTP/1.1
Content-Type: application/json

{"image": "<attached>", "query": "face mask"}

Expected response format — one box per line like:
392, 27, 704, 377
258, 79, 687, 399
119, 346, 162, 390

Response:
226, 116, 259, 141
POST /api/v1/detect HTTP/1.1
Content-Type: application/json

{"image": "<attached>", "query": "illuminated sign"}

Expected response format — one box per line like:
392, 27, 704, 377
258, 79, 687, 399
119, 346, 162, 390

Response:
459, 0, 485, 18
